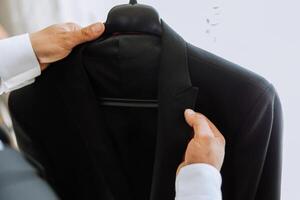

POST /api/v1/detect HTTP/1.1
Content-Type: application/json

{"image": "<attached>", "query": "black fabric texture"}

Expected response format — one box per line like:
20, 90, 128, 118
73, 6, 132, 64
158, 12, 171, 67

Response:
8, 20, 283, 200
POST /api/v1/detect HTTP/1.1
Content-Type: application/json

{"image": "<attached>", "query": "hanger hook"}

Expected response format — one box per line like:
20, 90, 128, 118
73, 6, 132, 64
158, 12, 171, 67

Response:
129, 0, 137, 5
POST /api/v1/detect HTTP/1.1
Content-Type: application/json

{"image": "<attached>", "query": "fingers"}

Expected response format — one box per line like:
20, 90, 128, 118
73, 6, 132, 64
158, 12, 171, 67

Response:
72, 22, 105, 46
205, 117, 225, 142
184, 109, 214, 140
184, 109, 226, 144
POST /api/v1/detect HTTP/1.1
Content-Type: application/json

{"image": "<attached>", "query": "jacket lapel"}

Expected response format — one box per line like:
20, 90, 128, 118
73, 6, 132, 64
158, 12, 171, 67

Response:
150, 20, 199, 200
54, 19, 198, 200
53, 44, 131, 199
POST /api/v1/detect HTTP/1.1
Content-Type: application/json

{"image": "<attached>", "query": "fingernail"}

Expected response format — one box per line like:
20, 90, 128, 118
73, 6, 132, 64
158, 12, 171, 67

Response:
185, 109, 195, 115
91, 23, 104, 33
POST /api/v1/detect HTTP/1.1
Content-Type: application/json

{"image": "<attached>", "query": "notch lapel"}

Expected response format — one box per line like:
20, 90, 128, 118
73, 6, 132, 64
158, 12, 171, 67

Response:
150, 20, 199, 200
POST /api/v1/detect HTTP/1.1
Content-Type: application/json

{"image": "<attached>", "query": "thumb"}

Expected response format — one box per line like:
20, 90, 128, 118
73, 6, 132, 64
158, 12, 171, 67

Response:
184, 109, 214, 141
72, 22, 105, 46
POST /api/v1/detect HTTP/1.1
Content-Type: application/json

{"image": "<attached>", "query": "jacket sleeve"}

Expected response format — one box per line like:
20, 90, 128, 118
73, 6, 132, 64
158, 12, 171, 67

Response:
254, 86, 283, 199
0, 146, 59, 200
232, 83, 283, 200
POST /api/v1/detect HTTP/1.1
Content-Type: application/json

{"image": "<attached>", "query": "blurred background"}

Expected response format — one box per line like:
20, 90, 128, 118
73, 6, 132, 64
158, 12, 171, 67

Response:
0, 0, 299, 199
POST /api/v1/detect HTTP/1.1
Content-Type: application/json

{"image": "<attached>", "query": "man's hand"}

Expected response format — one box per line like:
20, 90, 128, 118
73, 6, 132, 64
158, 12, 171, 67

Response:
29, 22, 105, 71
177, 109, 226, 173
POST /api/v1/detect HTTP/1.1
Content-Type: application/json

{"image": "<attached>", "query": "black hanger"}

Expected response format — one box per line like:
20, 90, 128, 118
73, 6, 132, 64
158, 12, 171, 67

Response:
104, 0, 162, 36
98, 1, 161, 108
98, 97, 158, 108
129, 0, 137, 4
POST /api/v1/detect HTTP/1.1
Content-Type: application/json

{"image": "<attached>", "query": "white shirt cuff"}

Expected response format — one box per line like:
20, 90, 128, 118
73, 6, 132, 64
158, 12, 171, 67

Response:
0, 33, 41, 94
175, 163, 222, 200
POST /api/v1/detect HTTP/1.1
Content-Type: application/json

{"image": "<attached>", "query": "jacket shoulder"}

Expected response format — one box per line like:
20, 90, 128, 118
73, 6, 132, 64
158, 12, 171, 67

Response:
186, 43, 280, 119
186, 43, 273, 93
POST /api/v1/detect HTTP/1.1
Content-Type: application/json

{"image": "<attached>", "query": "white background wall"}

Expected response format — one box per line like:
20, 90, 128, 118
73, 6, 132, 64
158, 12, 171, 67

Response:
1, 0, 299, 199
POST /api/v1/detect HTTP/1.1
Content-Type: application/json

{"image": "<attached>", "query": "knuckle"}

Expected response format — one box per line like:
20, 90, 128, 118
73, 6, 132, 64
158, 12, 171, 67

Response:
65, 22, 77, 29
81, 28, 91, 38
194, 113, 204, 123
58, 22, 80, 33
65, 22, 76, 26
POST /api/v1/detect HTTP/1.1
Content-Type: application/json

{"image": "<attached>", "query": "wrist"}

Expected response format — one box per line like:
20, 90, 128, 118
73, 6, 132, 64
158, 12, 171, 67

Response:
175, 163, 222, 200
29, 32, 48, 71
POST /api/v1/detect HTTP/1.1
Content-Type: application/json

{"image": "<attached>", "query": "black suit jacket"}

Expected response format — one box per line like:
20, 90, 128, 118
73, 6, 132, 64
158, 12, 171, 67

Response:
9, 20, 282, 200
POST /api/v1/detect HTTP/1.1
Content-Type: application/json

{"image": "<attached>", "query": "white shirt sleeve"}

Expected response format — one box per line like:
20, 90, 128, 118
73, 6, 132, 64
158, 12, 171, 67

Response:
175, 163, 222, 200
0, 33, 41, 95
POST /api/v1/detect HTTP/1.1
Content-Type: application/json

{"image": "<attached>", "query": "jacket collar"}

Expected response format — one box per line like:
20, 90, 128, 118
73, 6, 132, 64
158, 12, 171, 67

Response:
149, 20, 199, 200
54, 20, 199, 200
